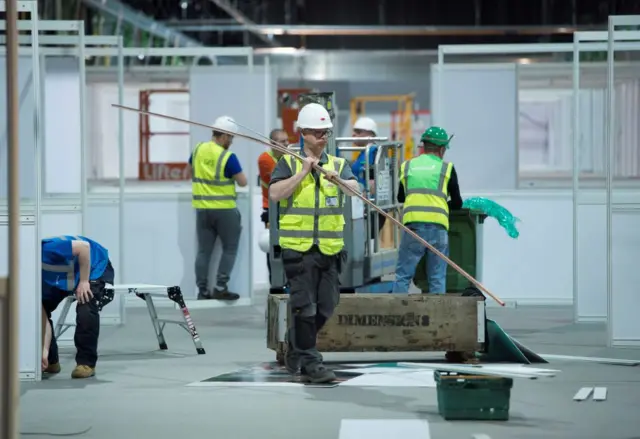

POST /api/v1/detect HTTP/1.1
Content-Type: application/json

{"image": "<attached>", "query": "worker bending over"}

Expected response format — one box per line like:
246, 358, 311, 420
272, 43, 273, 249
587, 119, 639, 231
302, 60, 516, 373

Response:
269, 103, 360, 384
258, 128, 288, 294
41, 235, 115, 379
190, 116, 248, 301
392, 126, 463, 294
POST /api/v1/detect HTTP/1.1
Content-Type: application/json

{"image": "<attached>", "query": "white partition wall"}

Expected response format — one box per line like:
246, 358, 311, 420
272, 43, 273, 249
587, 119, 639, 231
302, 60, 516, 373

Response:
431, 63, 518, 191
82, 47, 257, 304
189, 65, 277, 300
572, 31, 640, 323
606, 16, 640, 348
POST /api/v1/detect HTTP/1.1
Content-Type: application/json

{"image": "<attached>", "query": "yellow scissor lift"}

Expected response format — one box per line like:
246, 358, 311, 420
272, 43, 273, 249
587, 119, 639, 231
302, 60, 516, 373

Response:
349, 94, 417, 250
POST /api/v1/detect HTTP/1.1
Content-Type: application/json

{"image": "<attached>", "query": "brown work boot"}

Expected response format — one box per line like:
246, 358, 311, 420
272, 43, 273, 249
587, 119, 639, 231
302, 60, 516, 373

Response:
71, 365, 95, 379
44, 363, 61, 374
211, 287, 240, 301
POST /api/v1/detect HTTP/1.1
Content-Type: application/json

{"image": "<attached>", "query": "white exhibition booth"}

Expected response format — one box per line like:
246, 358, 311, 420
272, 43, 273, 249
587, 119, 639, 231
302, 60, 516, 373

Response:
2, 13, 640, 383
431, 18, 640, 347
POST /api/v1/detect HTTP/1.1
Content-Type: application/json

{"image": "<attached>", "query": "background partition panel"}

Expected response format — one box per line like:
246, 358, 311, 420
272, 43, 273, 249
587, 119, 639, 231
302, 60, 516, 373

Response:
431, 63, 518, 192
188, 65, 276, 300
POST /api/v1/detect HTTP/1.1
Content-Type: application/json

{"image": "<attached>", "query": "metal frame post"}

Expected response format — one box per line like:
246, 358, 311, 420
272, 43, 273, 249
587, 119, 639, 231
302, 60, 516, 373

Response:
436, 39, 640, 315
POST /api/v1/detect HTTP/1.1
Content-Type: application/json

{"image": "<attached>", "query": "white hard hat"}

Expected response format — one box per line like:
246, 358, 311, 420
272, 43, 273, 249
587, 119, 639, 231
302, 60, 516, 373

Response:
258, 229, 270, 253
353, 116, 377, 135
296, 103, 333, 130
212, 116, 238, 134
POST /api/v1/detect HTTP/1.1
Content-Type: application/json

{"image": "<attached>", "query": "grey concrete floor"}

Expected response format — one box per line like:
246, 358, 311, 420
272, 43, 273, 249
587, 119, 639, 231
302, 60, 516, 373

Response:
19, 299, 640, 439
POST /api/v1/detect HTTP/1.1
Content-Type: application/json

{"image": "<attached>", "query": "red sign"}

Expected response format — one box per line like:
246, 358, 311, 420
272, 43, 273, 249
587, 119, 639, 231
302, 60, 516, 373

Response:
139, 162, 191, 181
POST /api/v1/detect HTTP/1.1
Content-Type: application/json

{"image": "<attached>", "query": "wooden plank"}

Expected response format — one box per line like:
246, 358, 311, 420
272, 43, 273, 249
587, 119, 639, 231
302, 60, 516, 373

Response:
267, 293, 484, 353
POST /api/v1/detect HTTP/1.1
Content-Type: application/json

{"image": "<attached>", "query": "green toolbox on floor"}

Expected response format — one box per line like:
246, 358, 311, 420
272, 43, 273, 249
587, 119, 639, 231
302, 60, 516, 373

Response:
435, 370, 513, 421
413, 209, 486, 293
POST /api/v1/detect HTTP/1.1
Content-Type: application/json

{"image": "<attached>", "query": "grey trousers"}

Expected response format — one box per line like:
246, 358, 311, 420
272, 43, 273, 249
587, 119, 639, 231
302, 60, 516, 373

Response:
195, 208, 242, 292
283, 247, 341, 369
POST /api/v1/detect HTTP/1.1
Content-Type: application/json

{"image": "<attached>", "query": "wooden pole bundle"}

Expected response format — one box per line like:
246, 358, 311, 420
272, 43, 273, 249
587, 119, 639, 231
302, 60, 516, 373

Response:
112, 104, 505, 307
2, 0, 22, 437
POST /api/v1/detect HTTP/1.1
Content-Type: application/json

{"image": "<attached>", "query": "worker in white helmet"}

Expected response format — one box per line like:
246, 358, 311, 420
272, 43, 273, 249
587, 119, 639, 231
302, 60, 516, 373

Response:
189, 116, 248, 301
269, 102, 360, 384
351, 116, 387, 248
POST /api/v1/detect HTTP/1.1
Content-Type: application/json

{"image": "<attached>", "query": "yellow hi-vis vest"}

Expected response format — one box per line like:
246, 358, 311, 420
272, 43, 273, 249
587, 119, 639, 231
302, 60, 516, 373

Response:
400, 154, 453, 230
278, 154, 346, 256
191, 141, 237, 209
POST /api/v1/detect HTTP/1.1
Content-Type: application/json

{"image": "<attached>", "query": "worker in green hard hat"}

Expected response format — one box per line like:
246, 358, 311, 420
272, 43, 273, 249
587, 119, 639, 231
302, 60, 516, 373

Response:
392, 126, 463, 294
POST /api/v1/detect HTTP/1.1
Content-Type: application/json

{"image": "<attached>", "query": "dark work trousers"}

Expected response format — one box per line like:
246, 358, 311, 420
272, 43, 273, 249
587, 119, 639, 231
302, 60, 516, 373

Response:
283, 247, 341, 370
195, 208, 242, 292
42, 261, 115, 367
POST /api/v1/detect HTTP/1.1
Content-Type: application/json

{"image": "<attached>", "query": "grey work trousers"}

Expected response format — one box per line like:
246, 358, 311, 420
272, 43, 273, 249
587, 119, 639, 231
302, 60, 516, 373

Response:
283, 247, 342, 369
195, 208, 242, 292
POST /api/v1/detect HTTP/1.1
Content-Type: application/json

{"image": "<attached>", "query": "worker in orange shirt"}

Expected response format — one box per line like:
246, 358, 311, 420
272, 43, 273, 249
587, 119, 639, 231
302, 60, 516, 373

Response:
258, 128, 289, 294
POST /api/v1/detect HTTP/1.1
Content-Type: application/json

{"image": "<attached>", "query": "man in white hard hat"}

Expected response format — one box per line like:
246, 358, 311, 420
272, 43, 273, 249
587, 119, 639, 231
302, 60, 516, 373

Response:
269, 102, 360, 384
351, 116, 387, 243
189, 116, 248, 301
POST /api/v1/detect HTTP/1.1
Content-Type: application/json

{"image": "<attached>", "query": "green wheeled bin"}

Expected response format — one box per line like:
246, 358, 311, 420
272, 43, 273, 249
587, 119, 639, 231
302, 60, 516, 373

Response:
413, 208, 486, 294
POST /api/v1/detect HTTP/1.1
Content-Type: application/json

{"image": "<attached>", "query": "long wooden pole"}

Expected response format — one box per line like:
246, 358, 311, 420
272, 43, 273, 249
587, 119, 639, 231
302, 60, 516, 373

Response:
112, 104, 505, 307
2, 0, 21, 437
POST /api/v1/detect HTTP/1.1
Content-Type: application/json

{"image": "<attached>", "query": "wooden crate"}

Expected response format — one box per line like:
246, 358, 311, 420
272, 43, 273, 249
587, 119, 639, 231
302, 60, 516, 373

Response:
267, 293, 485, 354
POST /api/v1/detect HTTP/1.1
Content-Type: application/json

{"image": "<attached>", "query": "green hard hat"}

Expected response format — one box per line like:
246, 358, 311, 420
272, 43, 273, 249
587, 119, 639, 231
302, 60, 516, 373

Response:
421, 126, 452, 148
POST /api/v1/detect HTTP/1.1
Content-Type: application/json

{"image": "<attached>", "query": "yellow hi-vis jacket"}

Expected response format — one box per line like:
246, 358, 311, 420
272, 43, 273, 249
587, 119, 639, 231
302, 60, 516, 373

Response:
191, 141, 237, 209
278, 154, 346, 256
400, 153, 453, 230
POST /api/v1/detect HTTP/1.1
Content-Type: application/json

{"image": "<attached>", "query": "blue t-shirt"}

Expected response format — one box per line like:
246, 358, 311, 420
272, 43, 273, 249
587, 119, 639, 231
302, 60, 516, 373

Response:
188, 152, 242, 178
41, 236, 110, 291
351, 145, 379, 187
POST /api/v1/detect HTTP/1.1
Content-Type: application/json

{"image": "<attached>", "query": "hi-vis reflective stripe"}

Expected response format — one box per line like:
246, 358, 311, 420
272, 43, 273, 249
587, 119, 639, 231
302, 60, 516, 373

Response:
402, 205, 448, 216
260, 179, 269, 189
279, 230, 343, 239
403, 160, 450, 198
191, 144, 237, 199
280, 206, 343, 215
283, 158, 345, 215
43, 235, 82, 291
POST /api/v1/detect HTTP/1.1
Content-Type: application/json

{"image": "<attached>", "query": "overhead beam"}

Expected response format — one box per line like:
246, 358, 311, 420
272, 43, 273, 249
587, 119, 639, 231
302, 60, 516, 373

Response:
81, 0, 204, 48
208, 0, 281, 47
165, 23, 603, 36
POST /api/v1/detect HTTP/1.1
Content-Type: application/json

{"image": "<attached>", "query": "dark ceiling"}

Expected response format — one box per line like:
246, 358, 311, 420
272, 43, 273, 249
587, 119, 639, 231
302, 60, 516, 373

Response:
106, 0, 640, 49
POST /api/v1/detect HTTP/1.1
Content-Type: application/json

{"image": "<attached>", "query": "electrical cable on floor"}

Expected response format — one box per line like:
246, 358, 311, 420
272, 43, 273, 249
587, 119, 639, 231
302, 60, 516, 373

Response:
21, 427, 92, 436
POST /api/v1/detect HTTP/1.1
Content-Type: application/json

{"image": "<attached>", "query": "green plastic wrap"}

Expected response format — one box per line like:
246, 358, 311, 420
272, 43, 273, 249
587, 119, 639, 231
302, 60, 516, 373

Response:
462, 197, 520, 238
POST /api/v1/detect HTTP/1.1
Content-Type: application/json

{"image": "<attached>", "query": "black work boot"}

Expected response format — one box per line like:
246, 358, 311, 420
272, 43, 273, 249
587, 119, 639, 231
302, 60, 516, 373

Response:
197, 289, 212, 300
300, 364, 336, 384
211, 287, 240, 301
283, 338, 300, 374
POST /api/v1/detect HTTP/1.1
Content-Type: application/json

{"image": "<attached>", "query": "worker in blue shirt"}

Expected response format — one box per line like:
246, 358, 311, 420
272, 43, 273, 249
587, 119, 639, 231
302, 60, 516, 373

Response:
41, 235, 115, 379
350, 117, 387, 237
189, 116, 248, 301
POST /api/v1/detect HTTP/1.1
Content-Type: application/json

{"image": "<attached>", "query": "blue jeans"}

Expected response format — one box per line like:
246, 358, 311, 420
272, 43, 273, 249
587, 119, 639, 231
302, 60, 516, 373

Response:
392, 222, 449, 294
